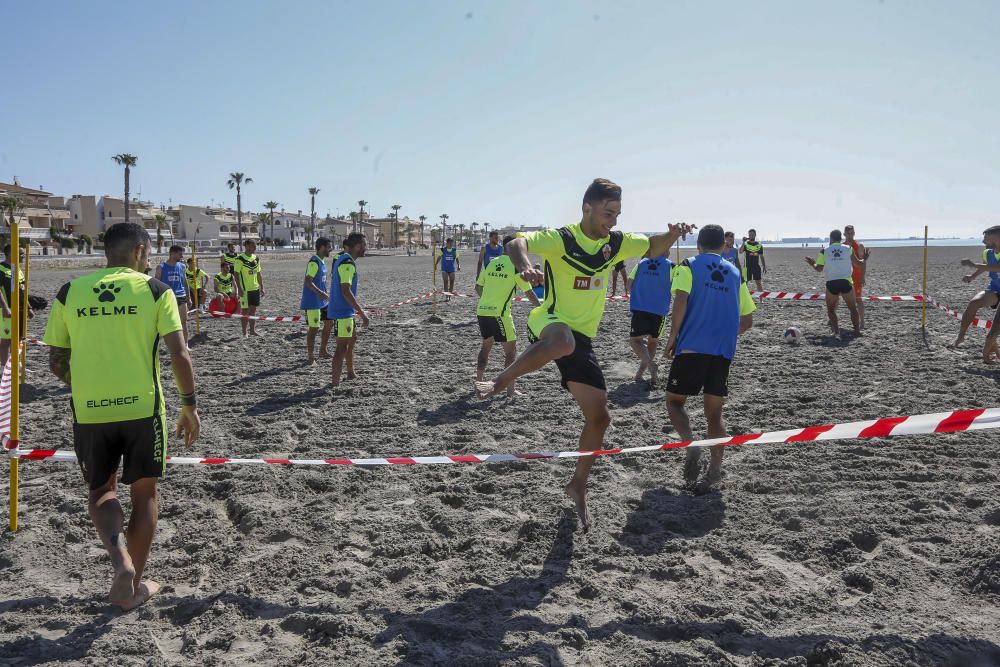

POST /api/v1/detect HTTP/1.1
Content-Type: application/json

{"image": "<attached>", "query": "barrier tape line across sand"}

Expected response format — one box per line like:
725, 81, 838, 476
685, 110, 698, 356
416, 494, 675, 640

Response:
926, 295, 993, 330
9, 407, 998, 466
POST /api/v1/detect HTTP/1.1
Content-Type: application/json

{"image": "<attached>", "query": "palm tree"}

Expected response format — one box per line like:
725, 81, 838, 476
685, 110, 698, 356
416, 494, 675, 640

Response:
405, 223, 414, 250
227, 172, 253, 245
153, 214, 169, 252
418, 215, 427, 248
357, 200, 368, 233
264, 200, 279, 250
457, 223, 466, 246
483, 221, 490, 240
111, 153, 138, 223
1, 195, 23, 228
308, 187, 320, 246
439, 213, 449, 242
255, 213, 269, 243
391, 204, 402, 247
471, 221, 479, 246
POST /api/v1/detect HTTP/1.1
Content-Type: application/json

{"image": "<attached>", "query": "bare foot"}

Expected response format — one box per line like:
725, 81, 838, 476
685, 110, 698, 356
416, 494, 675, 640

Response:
564, 484, 591, 533
250, 330, 261, 337
475, 380, 497, 400
634, 364, 647, 382
118, 580, 160, 611
109, 564, 136, 606
346, 373, 357, 381
683, 448, 701, 489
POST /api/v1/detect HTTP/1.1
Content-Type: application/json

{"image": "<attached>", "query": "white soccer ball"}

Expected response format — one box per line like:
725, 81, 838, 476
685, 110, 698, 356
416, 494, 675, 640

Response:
783, 326, 802, 344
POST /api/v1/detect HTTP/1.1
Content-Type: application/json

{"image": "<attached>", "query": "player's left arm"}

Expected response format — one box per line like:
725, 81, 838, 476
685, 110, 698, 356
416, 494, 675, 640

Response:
760, 246, 767, 273
258, 268, 265, 296
738, 282, 756, 334
48, 346, 71, 384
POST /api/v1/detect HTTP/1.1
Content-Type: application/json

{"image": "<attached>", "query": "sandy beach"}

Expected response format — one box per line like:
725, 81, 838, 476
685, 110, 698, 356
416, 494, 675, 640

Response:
1, 244, 999, 666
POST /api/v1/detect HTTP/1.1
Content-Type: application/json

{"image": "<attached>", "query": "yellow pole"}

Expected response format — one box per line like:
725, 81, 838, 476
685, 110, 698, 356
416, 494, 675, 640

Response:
921, 225, 928, 329
20, 247, 29, 383
9, 221, 21, 532
431, 241, 438, 315
191, 245, 201, 336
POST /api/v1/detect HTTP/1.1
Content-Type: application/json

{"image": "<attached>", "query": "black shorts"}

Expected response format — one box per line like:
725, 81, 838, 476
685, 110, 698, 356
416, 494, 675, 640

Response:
666, 353, 732, 397
630, 311, 666, 338
529, 329, 605, 392
614, 261, 626, 273
746, 263, 762, 281
477, 315, 514, 342
827, 279, 852, 295
73, 415, 167, 490
243, 289, 261, 307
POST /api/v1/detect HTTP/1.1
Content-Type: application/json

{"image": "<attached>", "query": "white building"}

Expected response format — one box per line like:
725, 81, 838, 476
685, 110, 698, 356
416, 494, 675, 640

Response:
176, 205, 259, 248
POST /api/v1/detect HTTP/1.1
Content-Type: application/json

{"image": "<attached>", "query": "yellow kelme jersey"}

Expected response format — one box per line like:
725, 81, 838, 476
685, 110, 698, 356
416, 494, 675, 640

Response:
234, 253, 261, 290
214, 272, 235, 295
43, 267, 183, 424
522, 224, 648, 338
476, 255, 531, 317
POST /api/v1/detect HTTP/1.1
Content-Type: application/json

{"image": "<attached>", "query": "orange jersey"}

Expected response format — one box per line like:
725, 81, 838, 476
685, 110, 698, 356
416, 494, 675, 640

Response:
846, 239, 863, 294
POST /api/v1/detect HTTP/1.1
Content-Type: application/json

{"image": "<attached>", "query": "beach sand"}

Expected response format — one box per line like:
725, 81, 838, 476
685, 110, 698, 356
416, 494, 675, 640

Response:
1, 245, 999, 666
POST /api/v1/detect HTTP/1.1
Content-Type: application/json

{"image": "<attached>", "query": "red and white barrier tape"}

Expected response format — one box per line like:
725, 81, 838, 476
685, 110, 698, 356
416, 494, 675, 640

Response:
926, 295, 993, 330
0, 357, 11, 446
11, 407, 999, 466
751, 291, 923, 301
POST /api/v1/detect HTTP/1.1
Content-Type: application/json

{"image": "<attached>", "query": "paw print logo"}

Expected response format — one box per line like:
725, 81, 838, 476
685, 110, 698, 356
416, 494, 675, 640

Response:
708, 261, 729, 283
830, 248, 843, 259
93, 282, 121, 303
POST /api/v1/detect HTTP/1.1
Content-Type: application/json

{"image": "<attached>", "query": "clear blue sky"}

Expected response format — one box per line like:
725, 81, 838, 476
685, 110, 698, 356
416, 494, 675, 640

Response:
6, 0, 999, 239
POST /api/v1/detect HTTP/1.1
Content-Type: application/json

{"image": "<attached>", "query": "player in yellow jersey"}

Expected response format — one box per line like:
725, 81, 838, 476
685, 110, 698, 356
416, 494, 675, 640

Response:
233, 239, 265, 337
475, 178, 692, 531
43, 222, 200, 610
475, 235, 540, 397
0, 243, 34, 371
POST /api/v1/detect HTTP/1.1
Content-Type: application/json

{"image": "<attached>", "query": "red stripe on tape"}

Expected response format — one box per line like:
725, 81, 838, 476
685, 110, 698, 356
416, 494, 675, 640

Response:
590, 448, 623, 456
386, 457, 417, 465
660, 440, 692, 450
20, 449, 56, 460
264, 459, 292, 464
324, 459, 352, 465
726, 433, 763, 445
858, 416, 909, 438
201, 457, 230, 464
786, 424, 836, 442
934, 409, 986, 433
448, 455, 482, 463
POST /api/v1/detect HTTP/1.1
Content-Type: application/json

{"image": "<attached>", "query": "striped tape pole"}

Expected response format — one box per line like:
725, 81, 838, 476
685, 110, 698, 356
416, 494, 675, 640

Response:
11, 407, 999, 467
926, 296, 992, 330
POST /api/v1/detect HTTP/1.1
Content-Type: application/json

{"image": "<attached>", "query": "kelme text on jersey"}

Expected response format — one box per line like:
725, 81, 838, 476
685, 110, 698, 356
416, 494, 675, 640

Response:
75, 304, 140, 317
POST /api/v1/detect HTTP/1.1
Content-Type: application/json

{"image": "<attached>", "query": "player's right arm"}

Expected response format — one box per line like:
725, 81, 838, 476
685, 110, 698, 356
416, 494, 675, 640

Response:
0, 285, 9, 319
507, 236, 543, 284
476, 247, 485, 279
158, 291, 199, 447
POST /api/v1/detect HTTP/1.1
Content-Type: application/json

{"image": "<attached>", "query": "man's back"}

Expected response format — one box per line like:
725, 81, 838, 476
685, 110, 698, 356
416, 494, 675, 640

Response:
43, 267, 182, 424
476, 256, 530, 317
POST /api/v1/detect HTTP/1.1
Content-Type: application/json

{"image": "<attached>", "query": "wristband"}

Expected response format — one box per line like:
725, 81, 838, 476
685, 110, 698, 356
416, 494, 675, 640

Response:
179, 392, 197, 407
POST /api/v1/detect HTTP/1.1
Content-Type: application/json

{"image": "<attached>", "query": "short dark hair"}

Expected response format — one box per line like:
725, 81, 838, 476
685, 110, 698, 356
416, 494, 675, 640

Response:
445, 237, 454, 243
724, 231, 735, 238
344, 232, 366, 249
830, 229, 843, 242
315, 237, 331, 251
168, 244, 184, 254
2, 244, 10, 256
489, 230, 499, 238
502, 235, 515, 245
244, 239, 256, 246
583, 178, 622, 207
227, 242, 236, 249
985, 225, 1000, 236
748, 228, 757, 234
105, 223, 151, 258
697, 224, 725, 251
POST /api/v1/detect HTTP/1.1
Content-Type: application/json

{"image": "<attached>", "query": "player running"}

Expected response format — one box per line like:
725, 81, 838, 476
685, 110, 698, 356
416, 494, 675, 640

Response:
628, 251, 674, 387
475, 235, 540, 397
476, 231, 505, 280
805, 229, 868, 338
843, 225, 869, 329
436, 238, 460, 294
233, 239, 264, 338
955, 225, 1000, 348
664, 224, 755, 492
329, 233, 370, 386
474, 178, 692, 532
740, 229, 765, 291
610, 260, 630, 298
301, 237, 334, 365
43, 222, 199, 610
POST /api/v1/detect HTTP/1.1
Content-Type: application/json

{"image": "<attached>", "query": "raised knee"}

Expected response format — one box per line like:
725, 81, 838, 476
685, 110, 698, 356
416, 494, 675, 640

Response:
587, 408, 612, 432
